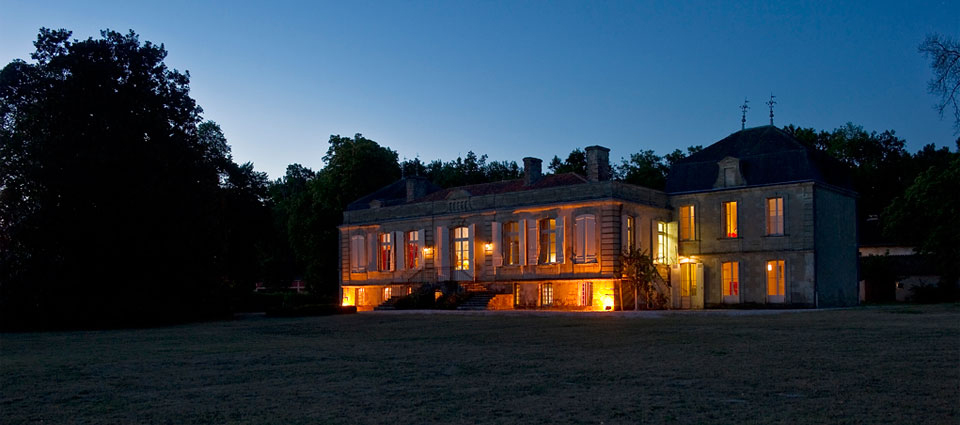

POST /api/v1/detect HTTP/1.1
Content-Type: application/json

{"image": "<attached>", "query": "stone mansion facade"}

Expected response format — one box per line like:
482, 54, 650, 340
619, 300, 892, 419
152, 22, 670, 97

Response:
338, 126, 859, 310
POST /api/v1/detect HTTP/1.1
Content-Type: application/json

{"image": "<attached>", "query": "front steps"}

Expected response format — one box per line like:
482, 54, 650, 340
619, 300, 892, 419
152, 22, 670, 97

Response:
456, 292, 497, 310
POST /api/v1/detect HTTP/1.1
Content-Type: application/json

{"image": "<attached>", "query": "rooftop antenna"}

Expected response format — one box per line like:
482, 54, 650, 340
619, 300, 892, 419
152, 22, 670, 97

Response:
766, 93, 777, 126
740, 98, 750, 130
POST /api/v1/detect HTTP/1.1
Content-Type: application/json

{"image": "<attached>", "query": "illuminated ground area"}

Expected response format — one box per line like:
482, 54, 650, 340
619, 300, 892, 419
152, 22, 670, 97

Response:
2, 305, 957, 424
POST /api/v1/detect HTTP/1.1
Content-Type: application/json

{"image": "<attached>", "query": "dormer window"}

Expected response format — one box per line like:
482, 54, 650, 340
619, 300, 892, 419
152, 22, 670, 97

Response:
714, 156, 744, 188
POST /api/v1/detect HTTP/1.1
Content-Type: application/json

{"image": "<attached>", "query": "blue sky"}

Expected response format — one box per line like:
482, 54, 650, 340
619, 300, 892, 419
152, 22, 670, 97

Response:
2, 1, 957, 179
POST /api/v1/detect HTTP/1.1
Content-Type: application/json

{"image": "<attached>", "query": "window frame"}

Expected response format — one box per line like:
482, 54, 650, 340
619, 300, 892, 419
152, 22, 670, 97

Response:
541, 282, 554, 306
626, 215, 635, 250
722, 201, 738, 238
579, 281, 593, 306
502, 221, 520, 266
538, 218, 558, 264
680, 263, 697, 297
656, 221, 667, 263
405, 230, 420, 270
350, 235, 366, 273
721, 261, 739, 297
766, 197, 784, 236
453, 226, 471, 271
766, 259, 786, 298
378, 233, 393, 271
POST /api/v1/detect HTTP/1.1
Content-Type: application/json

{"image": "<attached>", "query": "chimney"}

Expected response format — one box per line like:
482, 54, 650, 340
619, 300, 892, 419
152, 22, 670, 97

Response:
523, 157, 542, 186
585, 145, 611, 182
405, 177, 428, 202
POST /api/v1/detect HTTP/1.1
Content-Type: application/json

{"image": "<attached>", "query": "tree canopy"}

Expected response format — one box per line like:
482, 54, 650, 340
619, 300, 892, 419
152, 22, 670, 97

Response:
920, 33, 960, 132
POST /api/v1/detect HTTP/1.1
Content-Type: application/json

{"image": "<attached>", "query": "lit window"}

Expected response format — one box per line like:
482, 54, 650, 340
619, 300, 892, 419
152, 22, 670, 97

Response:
538, 218, 557, 264
626, 216, 635, 250
579, 281, 593, 306
680, 263, 697, 297
502, 222, 520, 265
513, 283, 521, 305
766, 260, 785, 297
574, 214, 597, 263
357, 288, 366, 305
656, 221, 667, 263
766, 197, 784, 235
680, 205, 695, 240
350, 235, 366, 273
383, 287, 391, 300
722, 261, 739, 296
453, 226, 470, 271
405, 231, 420, 269
378, 233, 393, 271
723, 201, 738, 238
541, 282, 554, 306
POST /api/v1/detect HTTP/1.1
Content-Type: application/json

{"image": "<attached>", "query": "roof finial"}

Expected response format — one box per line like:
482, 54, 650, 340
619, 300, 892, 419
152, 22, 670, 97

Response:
766, 93, 777, 126
740, 98, 750, 130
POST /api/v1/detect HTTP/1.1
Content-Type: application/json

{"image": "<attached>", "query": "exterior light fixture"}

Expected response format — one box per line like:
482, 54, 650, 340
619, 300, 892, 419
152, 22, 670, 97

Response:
422, 246, 434, 256
483, 243, 494, 251
602, 296, 614, 311
767, 264, 773, 271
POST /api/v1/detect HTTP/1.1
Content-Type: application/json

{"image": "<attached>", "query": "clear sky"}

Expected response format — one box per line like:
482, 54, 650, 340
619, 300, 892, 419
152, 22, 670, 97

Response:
2, 0, 958, 179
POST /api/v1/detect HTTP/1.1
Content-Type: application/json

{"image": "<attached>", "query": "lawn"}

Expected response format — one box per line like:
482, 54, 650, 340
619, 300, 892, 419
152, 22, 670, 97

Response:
1, 305, 957, 424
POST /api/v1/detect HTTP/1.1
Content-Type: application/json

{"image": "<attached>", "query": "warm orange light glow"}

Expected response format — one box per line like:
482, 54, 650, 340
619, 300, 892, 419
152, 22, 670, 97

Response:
602, 296, 614, 311
767, 263, 773, 271
422, 246, 433, 256
483, 242, 494, 251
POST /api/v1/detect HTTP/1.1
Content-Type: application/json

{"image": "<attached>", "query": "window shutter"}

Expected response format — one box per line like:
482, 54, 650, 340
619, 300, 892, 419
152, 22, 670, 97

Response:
621, 215, 629, 253
574, 217, 585, 263
368, 232, 377, 272
651, 221, 659, 263
491, 221, 502, 267
555, 216, 564, 264
670, 264, 681, 309
417, 229, 425, 270
393, 231, 403, 271
519, 220, 527, 266
585, 216, 596, 262
469, 223, 477, 279
437, 226, 449, 281
527, 219, 538, 265
695, 263, 705, 309
667, 221, 679, 264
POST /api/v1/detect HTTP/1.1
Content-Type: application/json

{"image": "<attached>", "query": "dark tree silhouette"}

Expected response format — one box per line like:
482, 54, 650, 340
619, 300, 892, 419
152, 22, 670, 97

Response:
919, 34, 960, 132
0, 29, 268, 328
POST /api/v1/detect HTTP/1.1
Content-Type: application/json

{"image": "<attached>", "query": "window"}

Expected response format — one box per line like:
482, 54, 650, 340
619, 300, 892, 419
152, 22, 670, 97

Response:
680, 263, 697, 297
541, 282, 554, 306
579, 282, 593, 306
723, 201, 738, 238
502, 221, 520, 265
357, 288, 367, 305
766, 197, 784, 235
350, 235, 366, 273
513, 283, 521, 305
405, 231, 420, 269
723, 167, 737, 186
378, 233, 393, 271
538, 218, 557, 264
574, 214, 597, 263
722, 261, 739, 296
656, 221, 667, 263
626, 216, 635, 250
680, 205, 695, 240
766, 260, 785, 297
383, 287, 391, 300
453, 226, 470, 271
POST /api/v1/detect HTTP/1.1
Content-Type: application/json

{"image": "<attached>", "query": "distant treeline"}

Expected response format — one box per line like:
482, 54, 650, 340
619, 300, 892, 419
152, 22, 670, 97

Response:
2, 29, 957, 329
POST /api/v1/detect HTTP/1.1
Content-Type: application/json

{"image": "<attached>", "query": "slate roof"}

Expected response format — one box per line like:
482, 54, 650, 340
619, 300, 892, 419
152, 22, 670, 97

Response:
665, 125, 854, 194
346, 173, 588, 211
345, 178, 442, 211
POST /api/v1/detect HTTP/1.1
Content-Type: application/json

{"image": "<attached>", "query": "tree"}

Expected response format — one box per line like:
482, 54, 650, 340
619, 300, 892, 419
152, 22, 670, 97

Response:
0, 29, 263, 328
547, 148, 586, 176
884, 155, 960, 297
618, 150, 668, 190
619, 247, 666, 310
919, 34, 960, 132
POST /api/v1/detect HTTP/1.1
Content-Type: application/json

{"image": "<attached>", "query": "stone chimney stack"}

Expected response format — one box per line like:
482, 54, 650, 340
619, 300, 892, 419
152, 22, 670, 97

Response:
405, 176, 428, 202
523, 157, 543, 186
585, 145, 611, 182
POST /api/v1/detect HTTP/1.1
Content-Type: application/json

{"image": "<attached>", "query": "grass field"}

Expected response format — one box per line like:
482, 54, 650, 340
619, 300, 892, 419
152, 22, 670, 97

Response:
2, 305, 957, 424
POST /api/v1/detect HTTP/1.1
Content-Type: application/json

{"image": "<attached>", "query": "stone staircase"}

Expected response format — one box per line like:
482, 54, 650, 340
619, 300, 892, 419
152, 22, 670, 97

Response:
456, 292, 497, 310
374, 296, 403, 311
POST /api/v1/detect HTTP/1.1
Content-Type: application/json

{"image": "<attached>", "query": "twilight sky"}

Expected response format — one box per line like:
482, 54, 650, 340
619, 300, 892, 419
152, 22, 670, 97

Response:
2, 1, 958, 179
